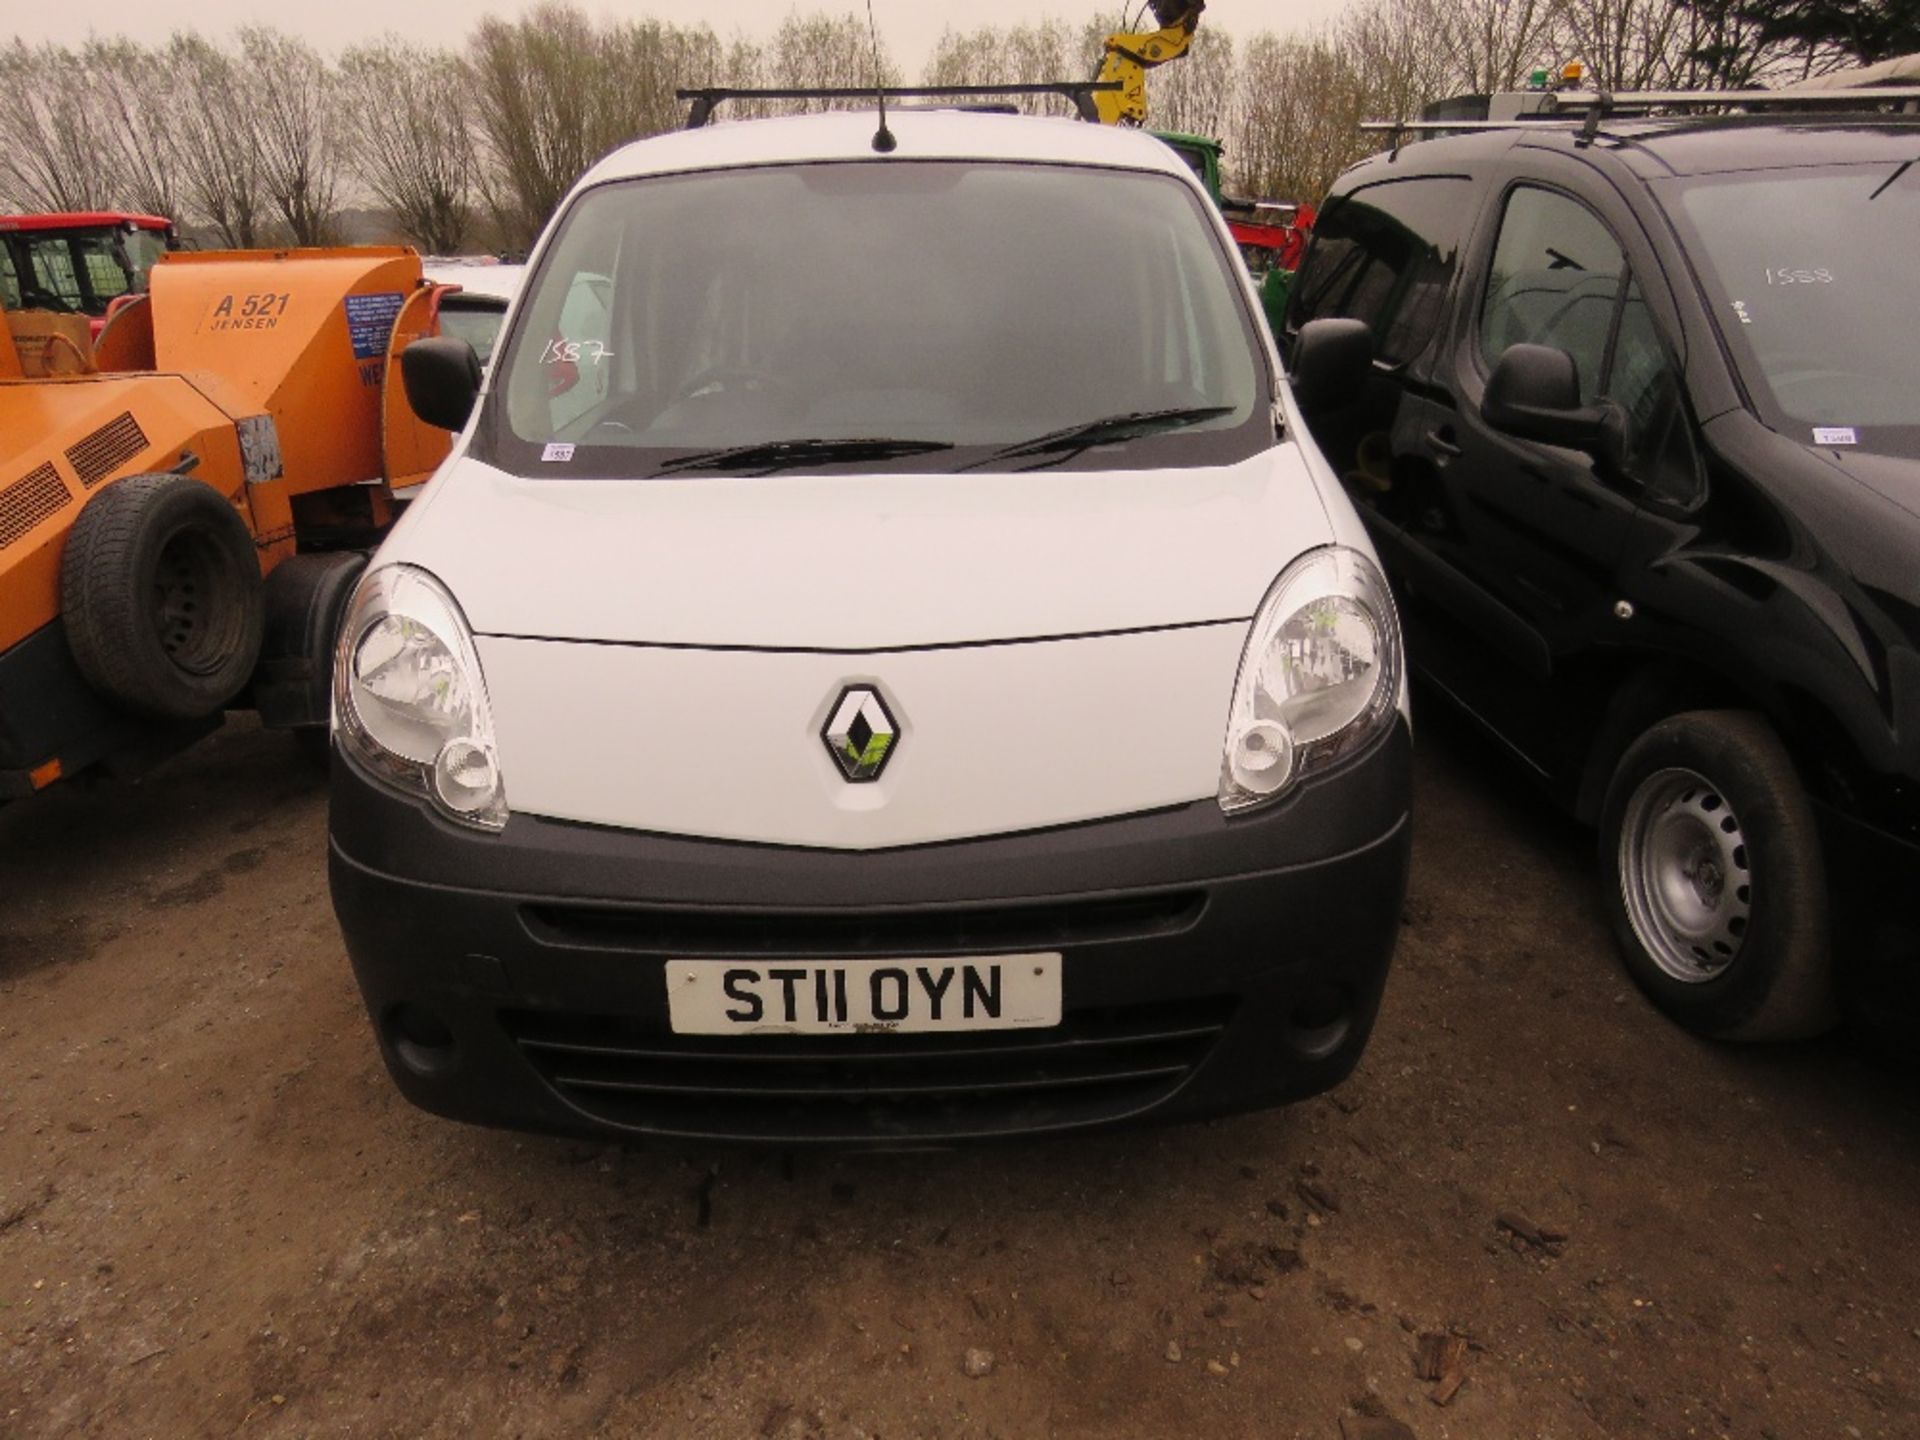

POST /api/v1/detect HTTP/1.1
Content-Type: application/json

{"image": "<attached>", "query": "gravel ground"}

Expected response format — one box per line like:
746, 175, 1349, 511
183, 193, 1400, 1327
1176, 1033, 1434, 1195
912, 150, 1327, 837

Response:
2, 705, 1916, 1439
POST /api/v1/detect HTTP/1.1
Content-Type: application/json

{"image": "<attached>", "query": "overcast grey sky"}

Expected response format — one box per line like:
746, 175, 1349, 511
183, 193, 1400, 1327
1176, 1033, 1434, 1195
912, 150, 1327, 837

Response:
11, 1, 1350, 68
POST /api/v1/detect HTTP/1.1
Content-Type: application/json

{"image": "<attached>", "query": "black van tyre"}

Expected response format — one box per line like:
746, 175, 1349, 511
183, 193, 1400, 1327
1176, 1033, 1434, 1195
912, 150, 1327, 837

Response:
1598, 709, 1837, 1041
61, 474, 265, 721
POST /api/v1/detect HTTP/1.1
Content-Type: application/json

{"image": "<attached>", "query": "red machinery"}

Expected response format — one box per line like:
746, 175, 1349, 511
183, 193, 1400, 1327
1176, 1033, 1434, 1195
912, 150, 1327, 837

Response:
0, 212, 179, 336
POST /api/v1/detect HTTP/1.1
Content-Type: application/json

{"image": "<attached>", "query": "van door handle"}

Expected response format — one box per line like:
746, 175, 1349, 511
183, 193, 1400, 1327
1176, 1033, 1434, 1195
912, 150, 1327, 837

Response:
1425, 427, 1463, 459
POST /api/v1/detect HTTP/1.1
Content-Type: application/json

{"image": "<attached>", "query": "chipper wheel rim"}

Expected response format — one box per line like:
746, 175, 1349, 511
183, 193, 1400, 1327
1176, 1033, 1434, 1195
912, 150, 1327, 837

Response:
150, 519, 254, 679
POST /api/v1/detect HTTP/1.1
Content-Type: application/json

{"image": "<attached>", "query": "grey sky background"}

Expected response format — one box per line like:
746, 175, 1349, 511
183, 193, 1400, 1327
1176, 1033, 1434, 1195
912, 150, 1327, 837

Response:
9, 1, 1350, 67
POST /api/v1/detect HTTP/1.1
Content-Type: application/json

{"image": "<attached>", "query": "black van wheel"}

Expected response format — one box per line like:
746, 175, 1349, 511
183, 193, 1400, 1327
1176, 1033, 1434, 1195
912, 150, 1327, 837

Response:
1598, 710, 1837, 1040
61, 474, 265, 720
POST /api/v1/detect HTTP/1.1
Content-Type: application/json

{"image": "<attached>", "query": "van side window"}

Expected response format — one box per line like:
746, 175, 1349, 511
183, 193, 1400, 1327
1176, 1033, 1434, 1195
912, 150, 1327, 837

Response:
1290, 175, 1470, 367
1481, 191, 1702, 505
1480, 187, 1625, 402
1610, 277, 1704, 506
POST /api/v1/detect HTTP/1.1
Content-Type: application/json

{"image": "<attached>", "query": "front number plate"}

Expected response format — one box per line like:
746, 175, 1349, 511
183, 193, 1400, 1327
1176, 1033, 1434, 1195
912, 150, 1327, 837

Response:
665, 955, 1063, 1035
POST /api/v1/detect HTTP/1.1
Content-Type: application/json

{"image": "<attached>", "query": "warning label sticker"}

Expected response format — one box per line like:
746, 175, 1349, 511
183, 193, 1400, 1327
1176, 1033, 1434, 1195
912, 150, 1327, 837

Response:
345, 292, 406, 360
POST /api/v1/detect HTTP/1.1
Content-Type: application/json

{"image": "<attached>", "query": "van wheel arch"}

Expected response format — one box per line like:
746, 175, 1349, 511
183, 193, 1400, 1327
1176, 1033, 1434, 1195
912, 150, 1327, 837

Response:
1572, 658, 1745, 824
1572, 656, 1875, 827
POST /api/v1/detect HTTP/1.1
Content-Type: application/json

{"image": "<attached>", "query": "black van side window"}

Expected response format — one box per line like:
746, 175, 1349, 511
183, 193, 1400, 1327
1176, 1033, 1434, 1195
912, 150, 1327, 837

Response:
1481, 189, 1703, 505
1290, 176, 1470, 367
1480, 186, 1626, 402
1611, 277, 1704, 506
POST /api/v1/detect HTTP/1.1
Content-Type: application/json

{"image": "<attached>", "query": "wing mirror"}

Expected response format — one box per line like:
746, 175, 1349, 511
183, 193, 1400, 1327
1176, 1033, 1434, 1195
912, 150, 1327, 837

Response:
1482, 343, 1627, 468
401, 336, 483, 432
1288, 318, 1373, 417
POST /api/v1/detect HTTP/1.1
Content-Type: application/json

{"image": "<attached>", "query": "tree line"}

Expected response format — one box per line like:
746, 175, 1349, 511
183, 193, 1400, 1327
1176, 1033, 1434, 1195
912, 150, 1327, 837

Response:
0, 0, 1907, 253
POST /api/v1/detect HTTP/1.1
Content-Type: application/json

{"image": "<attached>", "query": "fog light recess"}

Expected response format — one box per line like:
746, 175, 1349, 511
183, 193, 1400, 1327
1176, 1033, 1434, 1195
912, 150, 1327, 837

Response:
385, 1003, 460, 1077
1285, 983, 1353, 1060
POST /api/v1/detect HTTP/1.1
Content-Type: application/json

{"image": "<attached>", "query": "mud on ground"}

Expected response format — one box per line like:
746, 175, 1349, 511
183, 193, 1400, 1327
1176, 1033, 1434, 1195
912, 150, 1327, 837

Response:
2, 708, 1916, 1438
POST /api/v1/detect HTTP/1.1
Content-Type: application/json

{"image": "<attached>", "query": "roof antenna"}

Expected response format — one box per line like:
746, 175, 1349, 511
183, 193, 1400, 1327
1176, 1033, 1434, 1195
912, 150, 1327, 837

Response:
866, 0, 896, 153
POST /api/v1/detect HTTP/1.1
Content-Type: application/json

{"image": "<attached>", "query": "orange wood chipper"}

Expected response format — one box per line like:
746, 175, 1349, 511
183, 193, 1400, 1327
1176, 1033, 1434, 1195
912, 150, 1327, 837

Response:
0, 247, 464, 800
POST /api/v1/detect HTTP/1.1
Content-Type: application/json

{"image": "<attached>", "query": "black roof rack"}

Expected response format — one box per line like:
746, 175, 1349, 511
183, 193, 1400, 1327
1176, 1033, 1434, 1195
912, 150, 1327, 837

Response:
1553, 84, 1920, 109
1366, 83, 1920, 147
676, 83, 1124, 129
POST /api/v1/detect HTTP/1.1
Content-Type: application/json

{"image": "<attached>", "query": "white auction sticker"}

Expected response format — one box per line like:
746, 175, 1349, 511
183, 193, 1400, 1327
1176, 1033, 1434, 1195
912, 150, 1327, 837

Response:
541, 442, 576, 463
1812, 427, 1858, 447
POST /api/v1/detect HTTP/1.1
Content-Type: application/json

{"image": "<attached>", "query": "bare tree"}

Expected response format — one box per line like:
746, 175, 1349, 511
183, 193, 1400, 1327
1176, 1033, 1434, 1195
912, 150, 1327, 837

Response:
1345, 0, 1459, 121
467, 8, 746, 247
1429, 0, 1562, 92
714, 34, 771, 120
1074, 16, 1119, 79
1146, 27, 1238, 138
172, 35, 267, 248
1232, 31, 1371, 203
468, 5, 620, 249
1673, 1, 1797, 85
240, 29, 342, 245
599, 18, 726, 139
82, 39, 188, 219
763, 11, 900, 111
0, 41, 116, 211
925, 18, 1093, 115
339, 40, 476, 254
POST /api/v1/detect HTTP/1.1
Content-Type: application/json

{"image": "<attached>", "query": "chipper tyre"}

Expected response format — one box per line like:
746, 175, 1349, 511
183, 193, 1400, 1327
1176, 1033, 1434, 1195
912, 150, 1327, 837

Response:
1598, 709, 1837, 1041
61, 474, 265, 720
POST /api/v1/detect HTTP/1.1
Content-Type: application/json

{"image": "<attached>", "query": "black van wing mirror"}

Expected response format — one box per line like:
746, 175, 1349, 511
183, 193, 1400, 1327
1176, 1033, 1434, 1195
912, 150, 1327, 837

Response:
401, 336, 483, 432
1288, 318, 1374, 417
1482, 343, 1627, 469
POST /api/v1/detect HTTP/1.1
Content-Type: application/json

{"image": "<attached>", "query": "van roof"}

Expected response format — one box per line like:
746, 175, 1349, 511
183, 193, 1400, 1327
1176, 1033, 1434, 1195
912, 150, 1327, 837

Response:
577, 108, 1193, 191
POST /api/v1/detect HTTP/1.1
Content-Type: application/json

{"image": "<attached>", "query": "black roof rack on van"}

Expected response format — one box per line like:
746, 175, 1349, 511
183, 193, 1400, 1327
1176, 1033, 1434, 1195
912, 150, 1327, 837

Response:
1364, 83, 1920, 148
676, 83, 1124, 129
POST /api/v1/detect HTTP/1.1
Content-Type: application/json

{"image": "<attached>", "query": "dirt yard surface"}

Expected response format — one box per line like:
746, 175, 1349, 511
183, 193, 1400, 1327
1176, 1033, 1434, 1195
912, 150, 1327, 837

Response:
3, 708, 1916, 1439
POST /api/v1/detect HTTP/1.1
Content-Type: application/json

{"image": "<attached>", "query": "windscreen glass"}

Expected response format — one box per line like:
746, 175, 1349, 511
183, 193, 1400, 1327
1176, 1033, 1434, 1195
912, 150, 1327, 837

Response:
22, 235, 86, 311
1666, 160, 1920, 457
486, 161, 1267, 476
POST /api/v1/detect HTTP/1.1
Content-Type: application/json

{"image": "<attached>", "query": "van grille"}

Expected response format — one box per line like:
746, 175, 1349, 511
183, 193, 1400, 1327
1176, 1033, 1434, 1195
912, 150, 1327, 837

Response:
64, 412, 149, 488
0, 464, 72, 549
522, 891, 1206, 957
504, 998, 1233, 1142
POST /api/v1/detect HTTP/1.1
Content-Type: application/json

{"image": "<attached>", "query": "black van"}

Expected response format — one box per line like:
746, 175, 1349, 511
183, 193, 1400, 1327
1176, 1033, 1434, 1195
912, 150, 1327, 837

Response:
1285, 100, 1920, 1040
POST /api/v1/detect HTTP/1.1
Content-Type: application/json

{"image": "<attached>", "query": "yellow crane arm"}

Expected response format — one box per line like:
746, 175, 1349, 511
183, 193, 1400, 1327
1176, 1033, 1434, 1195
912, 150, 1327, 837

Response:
1092, 1, 1206, 126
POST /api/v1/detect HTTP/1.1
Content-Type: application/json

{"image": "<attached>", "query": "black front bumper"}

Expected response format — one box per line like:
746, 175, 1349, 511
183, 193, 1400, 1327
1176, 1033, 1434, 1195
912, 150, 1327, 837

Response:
328, 722, 1412, 1145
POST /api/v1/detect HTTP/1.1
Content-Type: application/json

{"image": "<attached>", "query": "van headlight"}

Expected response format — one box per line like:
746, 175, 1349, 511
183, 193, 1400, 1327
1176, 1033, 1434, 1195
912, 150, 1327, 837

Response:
1218, 546, 1401, 814
333, 564, 509, 831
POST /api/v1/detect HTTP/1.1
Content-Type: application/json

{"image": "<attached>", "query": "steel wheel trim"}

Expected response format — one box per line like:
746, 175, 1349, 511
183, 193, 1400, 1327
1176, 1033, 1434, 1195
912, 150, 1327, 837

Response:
1618, 766, 1753, 984
148, 522, 245, 678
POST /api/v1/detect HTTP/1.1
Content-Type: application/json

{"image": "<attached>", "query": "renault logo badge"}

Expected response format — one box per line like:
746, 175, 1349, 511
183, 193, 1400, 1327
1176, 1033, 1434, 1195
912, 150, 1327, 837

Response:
823, 685, 899, 783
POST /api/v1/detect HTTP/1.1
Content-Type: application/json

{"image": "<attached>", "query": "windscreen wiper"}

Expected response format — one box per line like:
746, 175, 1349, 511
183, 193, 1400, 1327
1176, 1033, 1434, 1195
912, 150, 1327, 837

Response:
650, 437, 953, 477
1869, 157, 1914, 202
962, 405, 1235, 468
